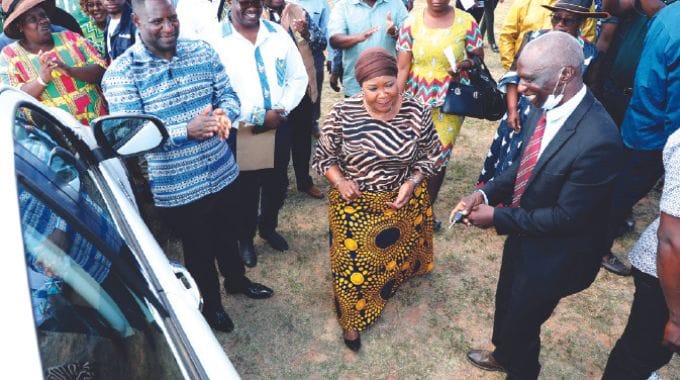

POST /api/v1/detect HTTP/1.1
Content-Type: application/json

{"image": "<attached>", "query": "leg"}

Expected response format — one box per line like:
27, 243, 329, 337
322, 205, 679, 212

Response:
259, 120, 292, 240
235, 170, 261, 244
289, 94, 315, 192
602, 268, 674, 379
213, 180, 248, 290
483, 0, 498, 51
602, 148, 664, 266
160, 195, 224, 313
491, 240, 562, 379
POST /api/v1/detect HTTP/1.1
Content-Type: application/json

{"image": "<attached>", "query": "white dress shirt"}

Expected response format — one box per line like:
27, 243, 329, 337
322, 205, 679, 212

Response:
477, 84, 588, 206
176, 0, 222, 45
539, 84, 587, 157
213, 19, 308, 126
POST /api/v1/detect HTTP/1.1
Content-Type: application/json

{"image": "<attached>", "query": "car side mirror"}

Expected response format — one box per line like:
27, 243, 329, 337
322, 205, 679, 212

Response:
93, 114, 168, 158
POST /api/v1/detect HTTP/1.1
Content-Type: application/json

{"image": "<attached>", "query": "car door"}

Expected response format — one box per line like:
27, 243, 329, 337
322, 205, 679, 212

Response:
12, 103, 192, 379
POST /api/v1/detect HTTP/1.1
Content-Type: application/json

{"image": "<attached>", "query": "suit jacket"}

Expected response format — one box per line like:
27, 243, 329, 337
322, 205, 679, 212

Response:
482, 90, 623, 298
104, 3, 136, 61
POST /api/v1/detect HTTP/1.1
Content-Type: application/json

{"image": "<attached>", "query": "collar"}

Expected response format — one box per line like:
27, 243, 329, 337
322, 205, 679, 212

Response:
129, 37, 189, 63
349, 0, 388, 5
545, 84, 586, 125
221, 17, 278, 41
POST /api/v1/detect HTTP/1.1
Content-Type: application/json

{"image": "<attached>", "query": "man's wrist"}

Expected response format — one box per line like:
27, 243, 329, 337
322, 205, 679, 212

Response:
476, 189, 489, 205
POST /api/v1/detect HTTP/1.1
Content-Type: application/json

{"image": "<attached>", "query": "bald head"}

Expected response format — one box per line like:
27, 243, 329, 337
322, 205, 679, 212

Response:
518, 31, 584, 86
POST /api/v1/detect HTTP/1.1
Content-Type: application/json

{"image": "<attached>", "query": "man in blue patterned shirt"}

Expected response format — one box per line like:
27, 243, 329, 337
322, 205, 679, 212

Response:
103, 0, 273, 333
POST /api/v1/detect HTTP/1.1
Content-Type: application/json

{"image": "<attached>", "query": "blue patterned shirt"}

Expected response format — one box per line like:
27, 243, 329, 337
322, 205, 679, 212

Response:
103, 38, 241, 208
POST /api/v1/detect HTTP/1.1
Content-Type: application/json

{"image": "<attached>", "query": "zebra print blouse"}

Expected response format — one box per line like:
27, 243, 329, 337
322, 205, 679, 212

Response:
313, 94, 442, 192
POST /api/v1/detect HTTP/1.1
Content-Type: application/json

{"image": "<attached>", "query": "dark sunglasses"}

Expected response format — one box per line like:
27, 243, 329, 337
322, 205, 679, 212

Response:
550, 13, 582, 26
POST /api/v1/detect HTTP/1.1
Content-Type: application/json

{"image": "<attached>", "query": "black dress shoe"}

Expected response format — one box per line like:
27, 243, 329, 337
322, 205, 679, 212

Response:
344, 336, 361, 352
226, 281, 274, 299
602, 253, 632, 276
433, 219, 442, 232
202, 309, 234, 333
239, 240, 257, 268
259, 230, 289, 251
490, 42, 499, 53
466, 350, 506, 372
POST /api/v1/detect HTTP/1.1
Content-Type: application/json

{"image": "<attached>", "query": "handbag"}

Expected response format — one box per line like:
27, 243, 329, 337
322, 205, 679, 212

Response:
441, 60, 506, 121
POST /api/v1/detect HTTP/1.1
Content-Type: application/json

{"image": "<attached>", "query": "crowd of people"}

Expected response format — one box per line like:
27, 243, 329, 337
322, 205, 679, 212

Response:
1, 0, 678, 377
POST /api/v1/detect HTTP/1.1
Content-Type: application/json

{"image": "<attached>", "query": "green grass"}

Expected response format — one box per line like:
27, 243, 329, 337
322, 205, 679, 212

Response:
148, 1, 680, 378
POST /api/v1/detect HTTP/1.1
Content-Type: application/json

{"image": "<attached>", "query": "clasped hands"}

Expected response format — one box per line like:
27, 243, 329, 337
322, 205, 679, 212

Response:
187, 105, 232, 140
336, 178, 416, 210
449, 191, 495, 229
37, 50, 69, 84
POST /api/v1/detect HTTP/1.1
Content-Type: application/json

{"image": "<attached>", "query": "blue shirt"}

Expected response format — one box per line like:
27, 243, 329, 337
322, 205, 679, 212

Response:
328, 0, 408, 96
102, 38, 241, 208
621, 2, 680, 151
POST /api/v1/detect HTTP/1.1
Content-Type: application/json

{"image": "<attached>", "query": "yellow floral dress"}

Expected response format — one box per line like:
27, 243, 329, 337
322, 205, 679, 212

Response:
398, 10, 483, 166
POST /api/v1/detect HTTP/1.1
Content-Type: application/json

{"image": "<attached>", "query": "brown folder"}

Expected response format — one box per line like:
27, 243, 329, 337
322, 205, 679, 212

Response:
236, 123, 276, 171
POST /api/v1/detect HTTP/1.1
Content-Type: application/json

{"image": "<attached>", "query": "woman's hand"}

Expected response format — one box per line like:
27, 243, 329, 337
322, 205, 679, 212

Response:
386, 180, 415, 209
336, 178, 362, 201
507, 107, 521, 132
291, 18, 310, 40
37, 50, 57, 84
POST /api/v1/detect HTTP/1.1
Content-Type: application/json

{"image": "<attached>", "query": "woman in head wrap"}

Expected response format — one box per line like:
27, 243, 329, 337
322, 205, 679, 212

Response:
78, 0, 107, 56
0, 0, 107, 126
313, 47, 441, 352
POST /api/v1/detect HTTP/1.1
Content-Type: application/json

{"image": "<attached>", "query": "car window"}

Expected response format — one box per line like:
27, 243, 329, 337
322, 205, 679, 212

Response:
13, 105, 185, 379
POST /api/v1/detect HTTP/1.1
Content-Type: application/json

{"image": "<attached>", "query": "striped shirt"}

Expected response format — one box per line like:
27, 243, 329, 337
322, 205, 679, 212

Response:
103, 38, 241, 208
313, 94, 441, 192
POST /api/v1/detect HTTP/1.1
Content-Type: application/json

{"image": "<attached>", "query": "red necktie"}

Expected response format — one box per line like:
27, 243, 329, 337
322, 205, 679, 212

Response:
511, 113, 547, 208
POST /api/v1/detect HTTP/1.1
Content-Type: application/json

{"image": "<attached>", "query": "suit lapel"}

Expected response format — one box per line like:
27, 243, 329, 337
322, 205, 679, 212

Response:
526, 91, 595, 186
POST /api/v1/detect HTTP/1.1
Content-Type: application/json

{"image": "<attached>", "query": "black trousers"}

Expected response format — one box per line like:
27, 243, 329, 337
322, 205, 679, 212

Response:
491, 238, 565, 379
160, 181, 247, 313
602, 147, 664, 254
289, 93, 316, 191
603, 268, 674, 379
480, 0, 497, 46
237, 120, 292, 242
456, 0, 484, 22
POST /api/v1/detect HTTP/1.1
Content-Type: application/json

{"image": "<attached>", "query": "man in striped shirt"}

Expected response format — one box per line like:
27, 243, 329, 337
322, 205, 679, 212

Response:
103, 0, 273, 333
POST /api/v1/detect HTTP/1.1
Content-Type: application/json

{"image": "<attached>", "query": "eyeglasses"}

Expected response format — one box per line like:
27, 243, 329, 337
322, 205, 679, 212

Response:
550, 13, 581, 26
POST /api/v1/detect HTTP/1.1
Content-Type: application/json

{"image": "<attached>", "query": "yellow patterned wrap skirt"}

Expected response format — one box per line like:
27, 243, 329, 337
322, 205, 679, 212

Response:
328, 182, 434, 332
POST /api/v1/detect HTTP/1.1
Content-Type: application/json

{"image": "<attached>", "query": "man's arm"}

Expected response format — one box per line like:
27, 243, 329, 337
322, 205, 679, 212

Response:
658, 212, 680, 352
274, 36, 309, 113
492, 134, 622, 236
209, 45, 240, 122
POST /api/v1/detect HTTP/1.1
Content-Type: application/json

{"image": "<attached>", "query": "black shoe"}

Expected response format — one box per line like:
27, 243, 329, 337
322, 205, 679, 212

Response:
259, 230, 289, 251
202, 309, 234, 333
239, 240, 257, 268
614, 217, 636, 238
602, 253, 632, 276
466, 350, 506, 372
433, 219, 442, 232
226, 281, 274, 299
490, 42, 499, 53
344, 336, 361, 352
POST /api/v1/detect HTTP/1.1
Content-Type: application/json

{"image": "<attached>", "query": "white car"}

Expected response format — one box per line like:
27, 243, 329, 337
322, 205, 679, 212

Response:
0, 85, 239, 379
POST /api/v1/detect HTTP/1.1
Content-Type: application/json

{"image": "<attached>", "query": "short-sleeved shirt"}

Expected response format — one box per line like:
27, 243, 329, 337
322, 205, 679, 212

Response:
327, 0, 409, 96
0, 31, 108, 125
628, 128, 680, 277
397, 9, 483, 107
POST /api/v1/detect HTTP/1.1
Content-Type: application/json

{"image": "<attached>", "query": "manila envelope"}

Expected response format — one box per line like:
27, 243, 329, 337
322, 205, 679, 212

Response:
236, 123, 276, 171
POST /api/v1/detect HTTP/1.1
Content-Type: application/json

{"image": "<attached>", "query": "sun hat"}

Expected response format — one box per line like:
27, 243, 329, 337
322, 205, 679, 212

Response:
2, 0, 53, 39
542, 0, 609, 18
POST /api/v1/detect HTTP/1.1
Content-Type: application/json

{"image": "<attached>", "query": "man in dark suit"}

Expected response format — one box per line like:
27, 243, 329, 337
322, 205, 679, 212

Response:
451, 31, 623, 379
